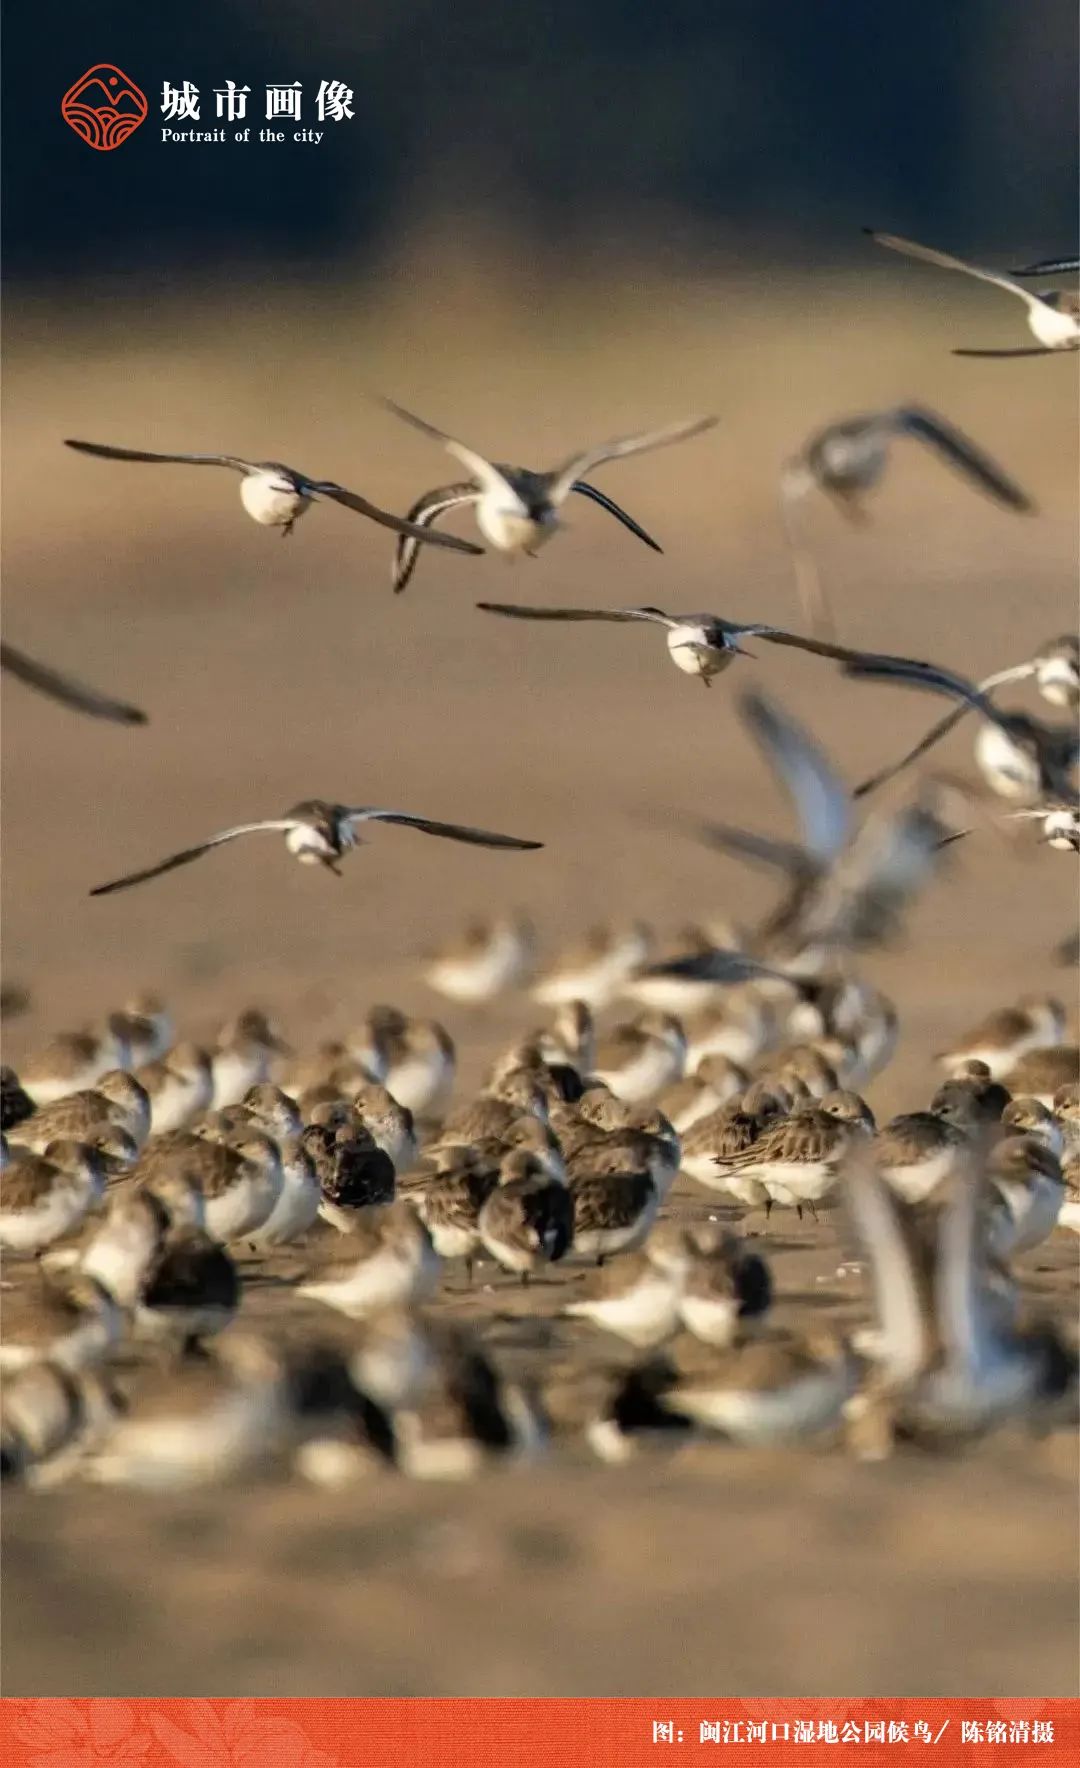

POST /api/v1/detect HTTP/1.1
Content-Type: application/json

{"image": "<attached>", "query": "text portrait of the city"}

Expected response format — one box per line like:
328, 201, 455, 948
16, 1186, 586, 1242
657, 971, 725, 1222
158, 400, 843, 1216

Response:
160, 77, 354, 144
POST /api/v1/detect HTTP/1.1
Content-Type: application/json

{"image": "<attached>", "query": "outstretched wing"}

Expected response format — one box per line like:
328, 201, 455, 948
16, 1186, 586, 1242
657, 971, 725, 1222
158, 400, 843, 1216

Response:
951, 345, 1070, 358
391, 485, 480, 594
89, 822, 297, 896
64, 439, 255, 472
341, 809, 542, 850
865, 231, 1044, 312
1, 641, 147, 726
842, 655, 1014, 733
889, 408, 1035, 511
317, 482, 483, 553
378, 398, 514, 498
739, 689, 852, 865
641, 948, 789, 986
568, 482, 663, 551
1010, 256, 1080, 277
548, 416, 718, 502
853, 662, 1038, 799
693, 819, 816, 880
477, 602, 675, 626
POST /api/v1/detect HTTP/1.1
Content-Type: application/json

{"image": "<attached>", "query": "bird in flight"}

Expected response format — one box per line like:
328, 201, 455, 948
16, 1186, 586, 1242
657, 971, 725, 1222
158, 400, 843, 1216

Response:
1, 640, 146, 725
865, 230, 1080, 356
63, 439, 485, 551
89, 801, 543, 896
474, 600, 926, 687
1010, 255, 1079, 278
778, 404, 1035, 637
378, 398, 718, 592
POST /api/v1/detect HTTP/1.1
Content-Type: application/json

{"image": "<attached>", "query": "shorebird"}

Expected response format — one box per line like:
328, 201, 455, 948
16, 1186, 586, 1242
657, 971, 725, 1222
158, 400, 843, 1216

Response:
402, 1147, 499, 1280
589, 1011, 687, 1103
779, 404, 1033, 634
1, 640, 147, 725
873, 1110, 970, 1207
148, 1132, 283, 1243
1001, 1046, 1079, 1107
865, 229, 1080, 355
1001, 1097, 1064, 1159
679, 1083, 789, 1198
89, 801, 542, 896
348, 1008, 456, 1119
677, 1226, 773, 1347
298, 1203, 439, 1318
391, 1334, 545, 1479
843, 655, 1079, 804
379, 397, 717, 592
987, 1137, 1065, 1258
0, 1272, 123, 1374
210, 1010, 291, 1107
855, 637, 1080, 801
1, 1069, 36, 1131
17, 1026, 129, 1108
566, 1141, 660, 1264
937, 996, 1065, 1080
715, 1091, 874, 1223
656, 1053, 749, 1133
63, 437, 486, 550
475, 601, 902, 687
532, 924, 653, 1009
563, 1223, 691, 1347
245, 1136, 320, 1248
350, 1084, 418, 1174
136, 1042, 214, 1135
477, 1149, 574, 1281
0, 1142, 107, 1253
1004, 800, 1080, 853
2, 1361, 123, 1485
9, 1071, 150, 1155
423, 915, 536, 1004
303, 1122, 396, 1231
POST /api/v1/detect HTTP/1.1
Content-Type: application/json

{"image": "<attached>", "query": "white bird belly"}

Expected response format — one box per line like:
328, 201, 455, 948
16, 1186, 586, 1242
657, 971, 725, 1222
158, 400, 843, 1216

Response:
239, 473, 309, 527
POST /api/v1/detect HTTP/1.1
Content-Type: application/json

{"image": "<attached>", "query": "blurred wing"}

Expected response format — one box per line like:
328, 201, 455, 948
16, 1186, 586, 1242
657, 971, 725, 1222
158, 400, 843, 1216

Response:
1, 642, 147, 726
842, 1147, 929, 1385
378, 398, 513, 498
842, 656, 1012, 731
548, 416, 718, 502
853, 663, 1036, 799
693, 819, 814, 879
318, 483, 483, 551
342, 809, 542, 850
739, 689, 852, 864
890, 408, 1035, 511
89, 822, 297, 896
642, 948, 789, 986
476, 602, 675, 626
952, 346, 1067, 359
391, 485, 480, 594
64, 439, 253, 471
865, 232, 1042, 311
568, 482, 663, 551
1010, 256, 1080, 276
935, 1157, 1001, 1377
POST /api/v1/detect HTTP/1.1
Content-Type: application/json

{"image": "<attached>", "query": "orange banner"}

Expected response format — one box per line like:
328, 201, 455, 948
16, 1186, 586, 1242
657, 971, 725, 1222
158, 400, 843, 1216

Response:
2, 1699, 1076, 1766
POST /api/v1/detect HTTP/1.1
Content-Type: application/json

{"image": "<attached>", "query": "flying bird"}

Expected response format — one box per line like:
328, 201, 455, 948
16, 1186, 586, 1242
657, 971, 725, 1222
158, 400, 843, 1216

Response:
843, 656, 1080, 804
1, 641, 146, 725
855, 636, 1080, 800
865, 229, 1080, 356
378, 397, 718, 592
89, 802, 542, 896
475, 601, 923, 688
778, 405, 1033, 637
1010, 256, 1079, 278
63, 439, 485, 551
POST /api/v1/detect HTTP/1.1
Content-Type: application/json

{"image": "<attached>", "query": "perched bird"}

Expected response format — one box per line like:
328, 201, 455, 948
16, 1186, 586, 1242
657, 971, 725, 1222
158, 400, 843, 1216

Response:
16, 1027, 129, 1108
873, 1110, 970, 1207
136, 1224, 240, 1348
656, 1053, 749, 1133
245, 1136, 320, 1249
0, 1271, 123, 1374
63, 436, 485, 549
89, 801, 542, 895
402, 1147, 499, 1281
0, 1141, 107, 1254
303, 1122, 397, 1232
937, 996, 1065, 1080
144, 1131, 283, 1243
136, 1042, 214, 1135
713, 1091, 874, 1222
477, 1149, 574, 1281
679, 1083, 789, 1199
422, 915, 536, 1004
475, 601, 900, 688
865, 229, 1080, 355
350, 1084, 418, 1175
349, 1008, 456, 1120
391, 1334, 544, 1480
1001, 1097, 1064, 1159
563, 1223, 691, 1347
987, 1137, 1065, 1258
567, 1140, 660, 1265
1, 639, 147, 725
1000, 1046, 1080, 1108
9, 1071, 150, 1155
532, 924, 654, 1010
677, 1226, 773, 1347
589, 1011, 687, 1103
380, 396, 717, 592
298, 1203, 439, 1318
211, 1010, 291, 1107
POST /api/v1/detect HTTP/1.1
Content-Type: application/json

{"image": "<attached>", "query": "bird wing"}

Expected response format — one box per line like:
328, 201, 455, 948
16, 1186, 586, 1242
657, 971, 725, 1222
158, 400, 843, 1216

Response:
935, 1157, 1002, 1377
853, 664, 1036, 798
476, 602, 676, 626
89, 822, 299, 896
340, 810, 542, 850
889, 408, 1035, 511
378, 398, 515, 498
866, 231, 1045, 312
547, 416, 718, 503
642, 948, 791, 986
842, 656, 1014, 733
568, 482, 663, 551
842, 1147, 930, 1385
315, 482, 483, 552
0, 642, 147, 726
64, 440, 255, 471
391, 485, 481, 594
693, 819, 815, 879
1011, 256, 1080, 276
951, 346, 1069, 359
739, 689, 852, 864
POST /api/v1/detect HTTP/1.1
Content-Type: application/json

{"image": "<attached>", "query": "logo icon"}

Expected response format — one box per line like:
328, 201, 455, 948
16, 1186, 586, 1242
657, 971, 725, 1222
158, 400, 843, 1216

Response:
61, 63, 148, 151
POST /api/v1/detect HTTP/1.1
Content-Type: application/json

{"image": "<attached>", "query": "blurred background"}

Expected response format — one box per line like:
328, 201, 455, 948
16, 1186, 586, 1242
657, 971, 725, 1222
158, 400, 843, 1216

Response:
3, 0, 1078, 1698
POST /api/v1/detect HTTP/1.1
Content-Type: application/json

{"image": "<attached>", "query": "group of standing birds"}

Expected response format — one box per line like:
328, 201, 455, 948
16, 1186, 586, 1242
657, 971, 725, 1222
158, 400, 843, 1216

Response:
2, 225, 1077, 1483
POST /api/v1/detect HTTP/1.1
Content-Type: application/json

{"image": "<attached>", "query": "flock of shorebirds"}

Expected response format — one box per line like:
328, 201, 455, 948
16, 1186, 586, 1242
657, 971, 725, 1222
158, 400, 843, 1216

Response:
2, 228, 1078, 1487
